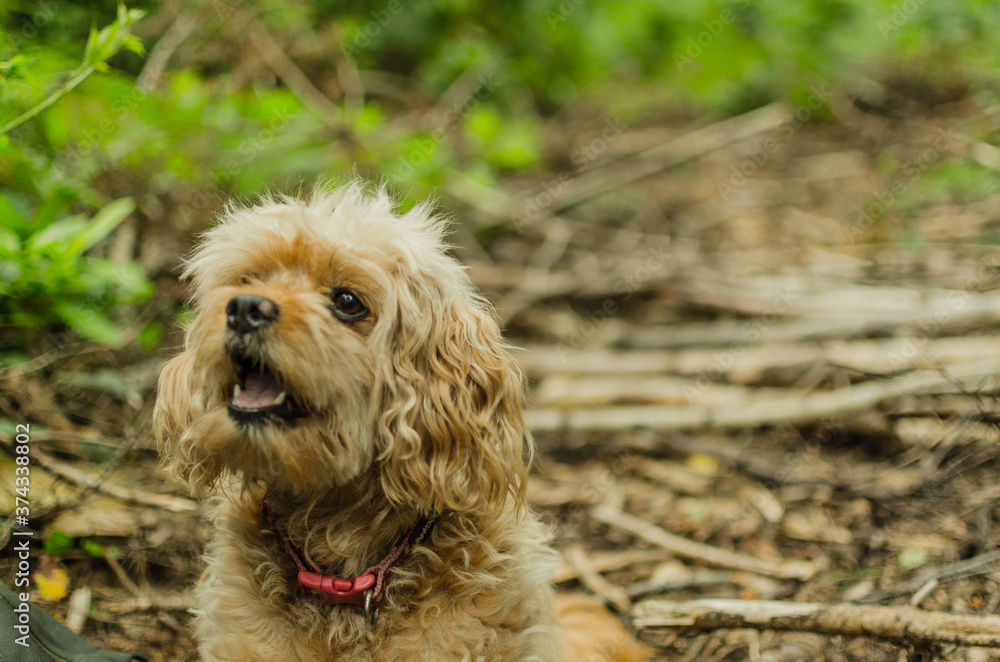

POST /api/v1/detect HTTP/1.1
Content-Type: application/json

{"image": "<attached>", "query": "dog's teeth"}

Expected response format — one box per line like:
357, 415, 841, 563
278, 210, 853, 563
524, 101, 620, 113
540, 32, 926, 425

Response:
233, 384, 241, 399
274, 391, 287, 406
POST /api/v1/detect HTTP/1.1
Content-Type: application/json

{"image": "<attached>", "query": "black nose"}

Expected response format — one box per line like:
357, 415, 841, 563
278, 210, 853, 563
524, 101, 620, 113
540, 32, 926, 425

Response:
226, 294, 279, 335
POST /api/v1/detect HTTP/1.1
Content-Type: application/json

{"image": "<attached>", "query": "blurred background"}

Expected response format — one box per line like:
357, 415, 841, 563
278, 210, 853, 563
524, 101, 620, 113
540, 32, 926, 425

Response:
4, 1, 1000, 659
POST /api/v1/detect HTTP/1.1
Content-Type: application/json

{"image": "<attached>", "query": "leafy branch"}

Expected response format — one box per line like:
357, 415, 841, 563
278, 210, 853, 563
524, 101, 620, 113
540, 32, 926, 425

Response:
0, 3, 145, 137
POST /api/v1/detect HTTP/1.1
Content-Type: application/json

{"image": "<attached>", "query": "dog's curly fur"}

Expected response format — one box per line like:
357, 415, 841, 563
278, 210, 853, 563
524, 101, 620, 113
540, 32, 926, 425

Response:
155, 183, 650, 661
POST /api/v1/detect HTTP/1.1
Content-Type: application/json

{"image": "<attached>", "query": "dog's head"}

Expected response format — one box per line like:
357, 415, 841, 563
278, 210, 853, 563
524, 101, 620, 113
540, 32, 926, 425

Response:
154, 183, 529, 517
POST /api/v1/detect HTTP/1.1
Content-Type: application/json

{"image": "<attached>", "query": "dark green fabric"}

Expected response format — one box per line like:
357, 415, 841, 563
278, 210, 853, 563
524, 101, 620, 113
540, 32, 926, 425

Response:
0, 584, 147, 661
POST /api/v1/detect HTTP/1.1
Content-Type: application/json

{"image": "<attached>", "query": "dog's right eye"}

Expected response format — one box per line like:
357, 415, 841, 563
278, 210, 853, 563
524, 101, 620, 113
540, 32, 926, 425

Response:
330, 289, 369, 323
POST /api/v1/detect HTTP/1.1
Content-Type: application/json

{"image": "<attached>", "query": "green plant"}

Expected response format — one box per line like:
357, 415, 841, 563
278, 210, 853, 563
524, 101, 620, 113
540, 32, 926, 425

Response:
0, 196, 152, 347
0, 3, 144, 137
0, 4, 151, 351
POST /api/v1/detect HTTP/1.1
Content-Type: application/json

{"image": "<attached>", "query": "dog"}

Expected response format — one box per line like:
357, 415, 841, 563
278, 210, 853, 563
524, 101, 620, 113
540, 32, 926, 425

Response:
154, 183, 652, 661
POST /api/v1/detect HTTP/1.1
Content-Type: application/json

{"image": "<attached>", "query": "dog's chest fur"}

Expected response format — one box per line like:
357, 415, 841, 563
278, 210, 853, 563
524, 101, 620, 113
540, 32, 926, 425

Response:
191, 494, 560, 661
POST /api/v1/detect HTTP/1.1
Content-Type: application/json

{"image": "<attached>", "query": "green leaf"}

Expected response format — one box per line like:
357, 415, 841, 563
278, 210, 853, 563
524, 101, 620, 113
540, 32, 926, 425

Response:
0, 194, 26, 235
26, 215, 88, 252
52, 301, 124, 346
0, 224, 19, 254
83, 25, 100, 65
44, 531, 74, 555
122, 35, 146, 57
59, 369, 143, 408
66, 197, 135, 257
80, 538, 105, 558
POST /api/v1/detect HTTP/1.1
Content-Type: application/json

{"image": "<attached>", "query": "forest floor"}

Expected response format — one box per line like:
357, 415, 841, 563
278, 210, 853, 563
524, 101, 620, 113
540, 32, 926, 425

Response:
5, 81, 1000, 661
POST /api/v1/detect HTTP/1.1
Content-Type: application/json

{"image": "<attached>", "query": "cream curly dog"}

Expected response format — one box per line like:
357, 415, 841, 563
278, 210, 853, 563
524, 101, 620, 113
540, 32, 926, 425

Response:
154, 183, 651, 661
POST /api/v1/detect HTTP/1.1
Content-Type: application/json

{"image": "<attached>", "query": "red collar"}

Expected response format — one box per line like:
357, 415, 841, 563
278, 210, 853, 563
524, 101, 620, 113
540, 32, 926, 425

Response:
262, 498, 436, 622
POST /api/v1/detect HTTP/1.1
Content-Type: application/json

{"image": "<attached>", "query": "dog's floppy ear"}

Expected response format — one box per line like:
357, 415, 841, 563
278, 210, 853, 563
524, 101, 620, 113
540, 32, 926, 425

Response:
154, 345, 227, 492
374, 271, 530, 518
154, 352, 197, 478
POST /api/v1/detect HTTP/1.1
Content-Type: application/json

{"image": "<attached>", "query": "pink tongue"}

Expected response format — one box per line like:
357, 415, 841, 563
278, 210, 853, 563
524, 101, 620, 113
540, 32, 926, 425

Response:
236, 369, 282, 409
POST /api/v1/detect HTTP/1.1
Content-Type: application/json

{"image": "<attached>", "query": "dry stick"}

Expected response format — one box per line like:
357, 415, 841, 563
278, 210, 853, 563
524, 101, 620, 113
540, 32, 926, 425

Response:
517, 334, 1000, 380
619, 290, 1000, 350
451, 104, 786, 229
553, 548, 675, 583
541, 102, 791, 211
631, 599, 1000, 648
625, 570, 736, 600
246, 22, 343, 127
857, 548, 1000, 605
65, 586, 92, 634
28, 445, 197, 513
527, 358, 1000, 433
135, 9, 197, 91
592, 505, 815, 581
564, 545, 632, 613
105, 593, 193, 614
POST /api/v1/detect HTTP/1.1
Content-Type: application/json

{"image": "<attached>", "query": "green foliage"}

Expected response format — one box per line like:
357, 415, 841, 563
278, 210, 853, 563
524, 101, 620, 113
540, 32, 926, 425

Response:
1, 0, 998, 353
43, 531, 115, 559
0, 196, 152, 346
0, 4, 152, 350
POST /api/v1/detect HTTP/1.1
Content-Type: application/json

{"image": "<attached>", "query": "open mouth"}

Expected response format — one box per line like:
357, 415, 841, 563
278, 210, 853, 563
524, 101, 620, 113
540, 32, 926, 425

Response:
228, 355, 305, 424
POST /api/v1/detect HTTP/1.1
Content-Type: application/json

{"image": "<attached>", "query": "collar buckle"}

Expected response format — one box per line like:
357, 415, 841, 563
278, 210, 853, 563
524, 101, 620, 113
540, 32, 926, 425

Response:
297, 571, 376, 606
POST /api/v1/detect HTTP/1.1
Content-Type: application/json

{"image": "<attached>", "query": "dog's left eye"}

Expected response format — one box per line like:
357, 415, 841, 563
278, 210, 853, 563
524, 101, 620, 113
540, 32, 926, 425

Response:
330, 289, 369, 322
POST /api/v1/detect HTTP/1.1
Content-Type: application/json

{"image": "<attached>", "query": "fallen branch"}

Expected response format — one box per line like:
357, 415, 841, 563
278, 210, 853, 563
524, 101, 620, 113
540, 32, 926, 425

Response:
527, 358, 1000, 432
857, 548, 1000, 605
619, 290, 1000, 349
632, 598, 1000, 648
105, 592, 193, 614
542, 102, 791, 211
564, 545, 631, 613
518, 334, 1000, 382
27, 445, 197, 513
553, 548, 674, 584
592, 504, 815, 581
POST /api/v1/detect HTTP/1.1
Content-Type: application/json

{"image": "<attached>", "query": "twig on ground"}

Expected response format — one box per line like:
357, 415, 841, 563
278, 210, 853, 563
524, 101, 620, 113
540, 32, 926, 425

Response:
564, 545, 632, 613
26, 445, 197, 513
105, 592, 193, 614
527, 359, 1000, 433
518, 335, 1000, 382
857, 548, 1000, 604
632, 598, 1000, 647
541, 102, 791, 211
66, 586, 92, 634
625, 569, 735, 600
619, 290, 1000, 349
592, 505, 815, 581
553, 548, 675, 583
